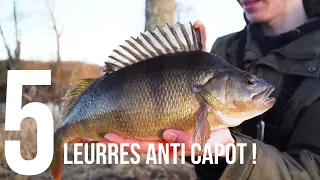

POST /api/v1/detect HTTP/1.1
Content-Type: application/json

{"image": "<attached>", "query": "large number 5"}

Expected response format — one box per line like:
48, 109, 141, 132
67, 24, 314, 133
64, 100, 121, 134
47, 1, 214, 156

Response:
5, 70, 54, 175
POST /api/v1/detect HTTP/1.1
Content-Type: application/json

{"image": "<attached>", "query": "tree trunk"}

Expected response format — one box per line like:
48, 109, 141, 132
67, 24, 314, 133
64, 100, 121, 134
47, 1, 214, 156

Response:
13, 0, 20, 62
0, 24, 14, 69
145, 0, 176, 31
55, 29, 61, 63
44, 0, 61, 63
14, 40, 20, 62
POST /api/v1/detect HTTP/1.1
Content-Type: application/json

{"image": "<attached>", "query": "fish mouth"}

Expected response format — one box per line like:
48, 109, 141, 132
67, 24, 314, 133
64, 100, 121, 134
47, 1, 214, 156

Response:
252, 85, 276, 108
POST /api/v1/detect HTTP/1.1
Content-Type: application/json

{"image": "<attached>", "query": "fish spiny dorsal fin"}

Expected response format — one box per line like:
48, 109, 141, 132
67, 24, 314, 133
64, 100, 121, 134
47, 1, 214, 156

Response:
104, 22, 203, 74
60, 78, 96, 120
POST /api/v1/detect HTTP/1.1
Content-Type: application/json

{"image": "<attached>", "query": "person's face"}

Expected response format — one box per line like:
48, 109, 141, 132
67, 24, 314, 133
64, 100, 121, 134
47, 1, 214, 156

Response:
237, 0, 288, 23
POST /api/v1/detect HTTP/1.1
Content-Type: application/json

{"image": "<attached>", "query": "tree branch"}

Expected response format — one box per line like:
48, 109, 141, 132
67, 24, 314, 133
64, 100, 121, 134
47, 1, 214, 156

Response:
13, 0, 21, 61
0, 23, 14, 63
44, 0, 61, 63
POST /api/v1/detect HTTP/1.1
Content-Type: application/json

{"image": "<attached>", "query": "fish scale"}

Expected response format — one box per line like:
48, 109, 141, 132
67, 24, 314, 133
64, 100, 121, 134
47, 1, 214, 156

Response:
60, 55, 207, 142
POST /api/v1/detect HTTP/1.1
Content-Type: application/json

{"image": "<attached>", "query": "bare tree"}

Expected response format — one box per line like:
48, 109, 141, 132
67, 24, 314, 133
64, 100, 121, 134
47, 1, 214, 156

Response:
145, 0, 176, 31
44, 0, 63, 63
0, 0, 23, 69
13, 0, 21, 62
0, 23, 14, 68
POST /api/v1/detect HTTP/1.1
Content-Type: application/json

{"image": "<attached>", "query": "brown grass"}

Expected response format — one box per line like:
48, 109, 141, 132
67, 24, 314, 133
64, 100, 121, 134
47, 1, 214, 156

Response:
17, 60, 103, 83
0, 60, 103, 105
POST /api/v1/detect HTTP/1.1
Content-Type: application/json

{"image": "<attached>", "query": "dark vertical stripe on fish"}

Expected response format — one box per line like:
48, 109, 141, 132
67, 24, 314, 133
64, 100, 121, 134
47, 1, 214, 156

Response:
144, 61, 164, 120
114, 69, 129, 129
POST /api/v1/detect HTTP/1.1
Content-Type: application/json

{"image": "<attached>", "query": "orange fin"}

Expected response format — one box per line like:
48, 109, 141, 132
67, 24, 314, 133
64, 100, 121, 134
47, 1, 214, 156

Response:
49, 141, 63, 180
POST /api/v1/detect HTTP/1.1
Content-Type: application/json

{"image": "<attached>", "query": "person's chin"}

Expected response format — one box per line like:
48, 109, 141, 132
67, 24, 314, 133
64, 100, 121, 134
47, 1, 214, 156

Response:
245, 13, 269, 23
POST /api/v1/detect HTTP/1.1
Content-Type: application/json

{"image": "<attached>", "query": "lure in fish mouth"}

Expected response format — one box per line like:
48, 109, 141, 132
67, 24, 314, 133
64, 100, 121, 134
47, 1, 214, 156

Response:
49, 22, 276, 180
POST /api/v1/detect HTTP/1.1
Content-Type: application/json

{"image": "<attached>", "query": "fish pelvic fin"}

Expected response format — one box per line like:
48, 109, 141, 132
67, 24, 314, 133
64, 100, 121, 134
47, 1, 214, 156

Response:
104, 22, 204, 74
61, 78, 96, 120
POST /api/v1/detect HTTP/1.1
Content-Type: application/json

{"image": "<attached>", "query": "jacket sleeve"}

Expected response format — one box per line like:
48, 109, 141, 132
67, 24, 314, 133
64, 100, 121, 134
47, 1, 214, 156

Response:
190, 101, 320, 180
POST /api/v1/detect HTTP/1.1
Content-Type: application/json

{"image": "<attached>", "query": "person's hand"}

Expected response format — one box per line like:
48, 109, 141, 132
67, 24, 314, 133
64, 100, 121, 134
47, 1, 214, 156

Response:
193, 20, 207, 52
99, 128, 234, 157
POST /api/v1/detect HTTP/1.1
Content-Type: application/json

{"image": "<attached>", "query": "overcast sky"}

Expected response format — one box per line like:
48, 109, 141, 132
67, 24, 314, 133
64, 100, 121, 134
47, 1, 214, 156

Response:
0, 0, 246, 65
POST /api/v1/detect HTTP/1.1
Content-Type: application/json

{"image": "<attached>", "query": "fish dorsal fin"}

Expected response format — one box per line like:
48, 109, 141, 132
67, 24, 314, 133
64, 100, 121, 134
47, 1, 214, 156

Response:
61, 78, 96, 120
104, 22, 203, 74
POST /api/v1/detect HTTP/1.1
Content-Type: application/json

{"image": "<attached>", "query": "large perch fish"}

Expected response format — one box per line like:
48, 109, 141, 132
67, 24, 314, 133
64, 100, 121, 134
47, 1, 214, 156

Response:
50, 22, 276, 179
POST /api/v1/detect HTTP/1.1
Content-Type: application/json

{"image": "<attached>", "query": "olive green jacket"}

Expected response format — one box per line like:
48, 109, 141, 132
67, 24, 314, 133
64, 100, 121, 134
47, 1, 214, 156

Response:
195, 19, 320, 180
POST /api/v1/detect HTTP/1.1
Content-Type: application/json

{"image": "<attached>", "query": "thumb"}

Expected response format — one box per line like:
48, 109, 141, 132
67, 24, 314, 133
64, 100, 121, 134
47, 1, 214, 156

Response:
162, 129, 193, 149
193, 20, 207, 52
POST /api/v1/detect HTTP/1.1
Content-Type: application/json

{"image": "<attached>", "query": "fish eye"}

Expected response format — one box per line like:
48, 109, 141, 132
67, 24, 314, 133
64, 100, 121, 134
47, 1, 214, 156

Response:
244, 75, 257, 86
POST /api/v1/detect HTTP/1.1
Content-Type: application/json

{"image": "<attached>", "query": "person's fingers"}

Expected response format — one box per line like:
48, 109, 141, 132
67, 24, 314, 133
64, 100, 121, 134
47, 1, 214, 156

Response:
98, 139, 135, 153
162, 129, 193, 148
103, 133, 125, 143
207, 128, 234, 145
206, 128, 235, 157
98, 139, 112, 146
102, 127, 235, 156
163, 129, 208, 156
164, 128, 235, 157
104, 133, 167, 153
193, 20, 207, 52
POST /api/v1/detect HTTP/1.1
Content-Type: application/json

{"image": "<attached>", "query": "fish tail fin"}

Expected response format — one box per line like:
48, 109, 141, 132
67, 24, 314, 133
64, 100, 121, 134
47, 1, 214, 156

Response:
49, 135, 64, 180
51, 77, 96, 179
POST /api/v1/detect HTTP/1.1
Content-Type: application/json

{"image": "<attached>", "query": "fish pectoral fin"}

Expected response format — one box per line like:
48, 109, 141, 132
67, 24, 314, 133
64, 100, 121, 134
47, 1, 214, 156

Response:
192, 101, 211, 152
61, 78, 96, 120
